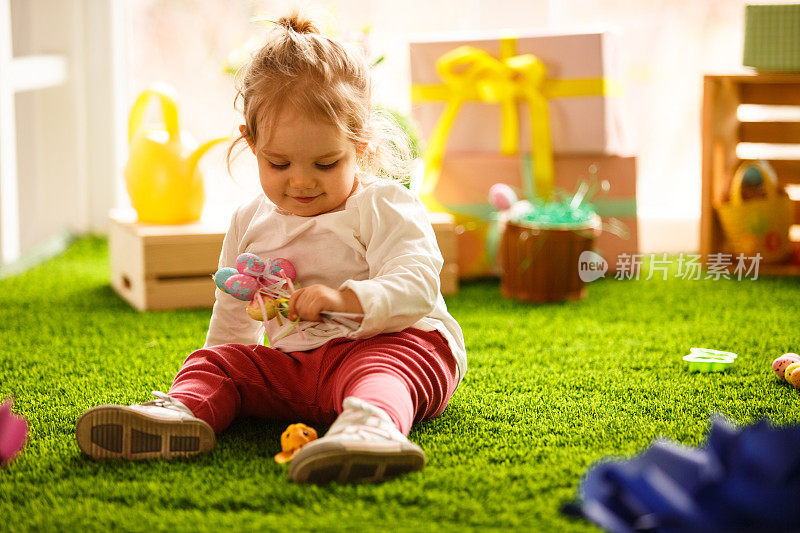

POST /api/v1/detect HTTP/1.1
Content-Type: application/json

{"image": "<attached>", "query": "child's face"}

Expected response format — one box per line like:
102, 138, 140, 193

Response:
252, 108, 359, 217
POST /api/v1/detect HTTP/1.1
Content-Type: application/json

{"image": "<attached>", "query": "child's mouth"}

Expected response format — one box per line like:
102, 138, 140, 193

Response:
292, 195, 318, 204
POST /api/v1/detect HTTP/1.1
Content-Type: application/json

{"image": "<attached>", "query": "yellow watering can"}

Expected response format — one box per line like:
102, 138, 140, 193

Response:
124, 83, 229, 224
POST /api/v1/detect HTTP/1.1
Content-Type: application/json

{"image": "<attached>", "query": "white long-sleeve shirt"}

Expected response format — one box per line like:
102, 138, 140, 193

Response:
204, 178, 467, 387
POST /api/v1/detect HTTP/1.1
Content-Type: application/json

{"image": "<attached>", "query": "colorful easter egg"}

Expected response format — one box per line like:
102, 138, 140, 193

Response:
213, 267, 238, 291
0, 398, 28, 466
789, 368, 800, 388
741, 164, 764, 187
784, 362, 800, 382
246, 300, 265, 321
489, 183, 517, 211
236, 253, 266, 277
269, 258, 296, 281
774, 353, 800, 379
224, 273, 258, 301
764, 231, 782, 252
246, 297, 281, 321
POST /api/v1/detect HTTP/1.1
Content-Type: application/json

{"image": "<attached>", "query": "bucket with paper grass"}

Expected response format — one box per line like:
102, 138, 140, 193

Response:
497, 181, 603, 303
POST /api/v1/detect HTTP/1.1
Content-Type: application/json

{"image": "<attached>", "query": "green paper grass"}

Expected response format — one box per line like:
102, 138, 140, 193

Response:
1, 236, 799, 531
511, 198, 597, 228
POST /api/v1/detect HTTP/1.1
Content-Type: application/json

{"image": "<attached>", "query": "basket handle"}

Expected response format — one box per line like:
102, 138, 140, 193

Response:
729, 160, 780, 206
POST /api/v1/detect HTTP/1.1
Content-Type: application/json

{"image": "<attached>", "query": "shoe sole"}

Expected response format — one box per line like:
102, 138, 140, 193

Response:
288, 440, 426, 484
75, 405, 215, 460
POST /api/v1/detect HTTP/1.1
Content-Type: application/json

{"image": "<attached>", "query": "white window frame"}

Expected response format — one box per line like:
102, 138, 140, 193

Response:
0, 0, 125, 265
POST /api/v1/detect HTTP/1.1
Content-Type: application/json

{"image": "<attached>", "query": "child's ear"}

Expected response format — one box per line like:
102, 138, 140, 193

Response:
239, 125, 255, 153
355, 142, 368, 159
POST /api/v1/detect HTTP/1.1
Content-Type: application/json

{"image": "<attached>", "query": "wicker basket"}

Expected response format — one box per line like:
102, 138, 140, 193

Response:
499, 218, 599, 303
715, 161, 793, 264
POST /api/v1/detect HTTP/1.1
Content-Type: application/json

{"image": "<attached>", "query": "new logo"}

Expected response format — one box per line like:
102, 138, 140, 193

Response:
578, 251, 608, 282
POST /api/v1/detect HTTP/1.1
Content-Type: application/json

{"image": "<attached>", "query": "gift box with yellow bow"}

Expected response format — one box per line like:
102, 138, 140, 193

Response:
409, 31, 633, 278
410, 31, 629, 157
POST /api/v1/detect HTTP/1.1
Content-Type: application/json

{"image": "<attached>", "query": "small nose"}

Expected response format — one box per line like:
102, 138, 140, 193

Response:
288, 170, 316, 190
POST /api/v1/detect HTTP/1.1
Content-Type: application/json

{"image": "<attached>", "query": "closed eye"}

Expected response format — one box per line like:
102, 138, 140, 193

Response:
315, 161, 339, 170
269, 161, 289, 170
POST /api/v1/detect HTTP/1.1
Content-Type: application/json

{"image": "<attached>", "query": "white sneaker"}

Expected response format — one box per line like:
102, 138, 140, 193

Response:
288, 397, 426, 484
76, 391, 215, 460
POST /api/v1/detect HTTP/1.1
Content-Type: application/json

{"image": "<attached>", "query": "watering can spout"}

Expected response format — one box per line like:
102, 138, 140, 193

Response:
187, 137, 230, 175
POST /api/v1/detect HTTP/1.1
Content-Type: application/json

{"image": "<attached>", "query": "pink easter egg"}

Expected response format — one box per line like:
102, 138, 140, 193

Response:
269, 258, 296, 281
772, 353, 800, 379
224, 273, 259, 301
235, 253, 266, 277
489, 183, 517, 211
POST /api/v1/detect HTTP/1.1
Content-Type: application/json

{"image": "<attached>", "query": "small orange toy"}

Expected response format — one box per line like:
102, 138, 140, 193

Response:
274, 423, 318, 464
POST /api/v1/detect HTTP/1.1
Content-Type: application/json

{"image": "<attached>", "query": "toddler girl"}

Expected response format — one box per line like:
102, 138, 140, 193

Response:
76, 13, 466, 484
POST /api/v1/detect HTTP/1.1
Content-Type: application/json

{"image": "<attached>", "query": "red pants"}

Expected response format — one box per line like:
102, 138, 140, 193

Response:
168, 328, 458, 435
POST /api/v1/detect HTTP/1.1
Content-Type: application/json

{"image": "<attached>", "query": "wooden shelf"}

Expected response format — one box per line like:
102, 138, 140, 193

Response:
760, 262, 800, 277
700, 73, 800, 275
705, 72, 800, 83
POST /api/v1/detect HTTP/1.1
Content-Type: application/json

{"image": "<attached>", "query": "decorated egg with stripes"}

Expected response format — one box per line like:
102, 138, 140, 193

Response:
236, 253, 266, 277
224, 273, 259, 301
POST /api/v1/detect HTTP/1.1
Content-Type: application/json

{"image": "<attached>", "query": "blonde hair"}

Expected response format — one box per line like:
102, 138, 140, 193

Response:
227, 12, 414, 184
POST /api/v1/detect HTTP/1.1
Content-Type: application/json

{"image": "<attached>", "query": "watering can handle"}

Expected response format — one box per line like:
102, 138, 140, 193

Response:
128, 84, 181, 145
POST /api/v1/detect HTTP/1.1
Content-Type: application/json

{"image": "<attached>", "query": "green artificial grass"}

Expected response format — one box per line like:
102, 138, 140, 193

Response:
1, 236, 799, 531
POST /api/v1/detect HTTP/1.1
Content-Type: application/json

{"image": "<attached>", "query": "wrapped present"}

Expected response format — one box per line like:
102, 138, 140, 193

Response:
410, 31, 629, 157
554, 155, 638, 271
743, 3, 800, 72
410, 31, 633, 277
436, 153, 637, 277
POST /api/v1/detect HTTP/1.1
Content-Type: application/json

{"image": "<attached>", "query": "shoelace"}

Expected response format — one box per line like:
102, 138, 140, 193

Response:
326, 408, 395, 441
139, 391, 189, 414
337, 424, 393, 441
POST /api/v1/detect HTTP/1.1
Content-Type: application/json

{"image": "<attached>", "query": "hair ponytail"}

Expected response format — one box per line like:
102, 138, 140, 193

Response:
275, 13, 319, 34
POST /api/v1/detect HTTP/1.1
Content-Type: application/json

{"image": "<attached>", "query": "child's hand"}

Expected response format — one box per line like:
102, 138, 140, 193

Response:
287, 285, 363, 322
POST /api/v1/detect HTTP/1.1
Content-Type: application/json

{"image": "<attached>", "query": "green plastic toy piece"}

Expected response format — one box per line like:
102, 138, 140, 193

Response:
682, 348, 738, 373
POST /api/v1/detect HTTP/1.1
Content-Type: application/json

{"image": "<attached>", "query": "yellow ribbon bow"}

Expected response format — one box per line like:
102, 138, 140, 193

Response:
419, 45, 556, 207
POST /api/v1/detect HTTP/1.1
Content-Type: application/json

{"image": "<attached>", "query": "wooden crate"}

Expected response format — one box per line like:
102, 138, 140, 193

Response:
109, 209, 459, 311
109, 210, 224, 310
701, 73, 800, 275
